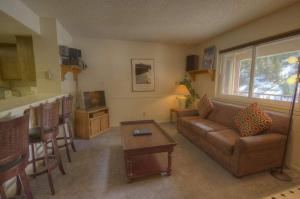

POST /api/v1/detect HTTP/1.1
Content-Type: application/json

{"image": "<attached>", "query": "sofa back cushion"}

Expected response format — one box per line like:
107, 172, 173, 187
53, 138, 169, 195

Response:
197, 94, 214, 118
207, 101, 289, 135
207, 101, 241, 130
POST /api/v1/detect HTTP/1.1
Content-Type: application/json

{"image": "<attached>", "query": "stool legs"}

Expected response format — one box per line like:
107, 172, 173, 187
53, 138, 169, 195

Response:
42, 141, 55, 195
19, 171, 33, 199
0, 173, 32, 199
16, 176, 22, 195
66, 120, 76, 152
62, 124, 71, 162
31, 144, 36, 177
52, 138, 66, 175
0, 185, 6, 199
58, 119, 76, 162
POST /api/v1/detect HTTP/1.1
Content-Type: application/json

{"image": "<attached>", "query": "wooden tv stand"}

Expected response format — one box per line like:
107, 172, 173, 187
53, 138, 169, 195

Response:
75, 107, 109, 139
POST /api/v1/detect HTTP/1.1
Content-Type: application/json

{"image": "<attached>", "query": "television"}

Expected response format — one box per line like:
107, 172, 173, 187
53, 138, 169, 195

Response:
83, 91, 106, 110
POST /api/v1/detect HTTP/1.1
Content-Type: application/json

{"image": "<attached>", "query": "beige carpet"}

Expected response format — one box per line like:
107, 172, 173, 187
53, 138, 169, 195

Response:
28, 123, 300, 199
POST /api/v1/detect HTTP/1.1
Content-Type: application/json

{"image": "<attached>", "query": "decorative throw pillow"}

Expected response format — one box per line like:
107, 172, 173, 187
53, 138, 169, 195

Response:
197, 94, 214, 118
233, 103, 272, 137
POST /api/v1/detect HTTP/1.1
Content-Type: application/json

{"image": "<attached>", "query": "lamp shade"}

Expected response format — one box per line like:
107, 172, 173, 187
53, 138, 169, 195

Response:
174, 84, 190, 95
288, 56, 299, 64
287, 74, 297, 85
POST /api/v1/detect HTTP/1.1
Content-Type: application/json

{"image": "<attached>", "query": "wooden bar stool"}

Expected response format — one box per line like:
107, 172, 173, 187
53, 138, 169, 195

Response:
0, 112, 33, 199
27, 100, 65, 195
57, 95, 76, 162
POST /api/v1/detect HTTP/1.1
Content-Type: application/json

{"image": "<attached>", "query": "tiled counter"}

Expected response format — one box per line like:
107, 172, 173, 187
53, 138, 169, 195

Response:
0, 93, 66, 117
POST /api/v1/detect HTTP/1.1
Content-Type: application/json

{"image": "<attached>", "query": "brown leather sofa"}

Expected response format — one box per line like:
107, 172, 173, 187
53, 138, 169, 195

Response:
177, 101, 289, 177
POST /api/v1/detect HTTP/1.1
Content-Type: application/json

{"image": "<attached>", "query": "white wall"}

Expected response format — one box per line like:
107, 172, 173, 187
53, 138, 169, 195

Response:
32, 17, 61, 94
191, 2, 300, 171
74, 38, 188, 126
56, 20, 77, 97
56, 20, 73, 47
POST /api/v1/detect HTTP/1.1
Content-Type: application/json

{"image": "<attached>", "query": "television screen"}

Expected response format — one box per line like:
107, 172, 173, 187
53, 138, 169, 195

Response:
83, 91, 106, 110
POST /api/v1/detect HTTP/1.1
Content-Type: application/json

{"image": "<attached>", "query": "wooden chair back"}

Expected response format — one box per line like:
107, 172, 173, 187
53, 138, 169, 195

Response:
0, 113, 30, 166
28, 100, 60, 132
62, 95, 73, 119
40, 100, 60, 131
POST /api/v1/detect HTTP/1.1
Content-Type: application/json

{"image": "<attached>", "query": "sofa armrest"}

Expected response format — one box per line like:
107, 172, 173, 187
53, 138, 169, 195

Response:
237, 133, 286, 153
177, 109, 199, 118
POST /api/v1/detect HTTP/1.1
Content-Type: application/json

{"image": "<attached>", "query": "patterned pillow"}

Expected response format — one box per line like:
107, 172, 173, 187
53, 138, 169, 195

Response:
234, 103, 272, 137
197, 94, 214, 118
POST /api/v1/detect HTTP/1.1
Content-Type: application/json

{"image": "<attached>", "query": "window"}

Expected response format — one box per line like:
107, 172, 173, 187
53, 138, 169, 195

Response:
219, 36, 300, 102
220, 48, 252, 97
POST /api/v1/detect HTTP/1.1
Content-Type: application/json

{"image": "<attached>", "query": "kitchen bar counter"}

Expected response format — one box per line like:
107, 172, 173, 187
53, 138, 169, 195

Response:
0, 93, 66, 117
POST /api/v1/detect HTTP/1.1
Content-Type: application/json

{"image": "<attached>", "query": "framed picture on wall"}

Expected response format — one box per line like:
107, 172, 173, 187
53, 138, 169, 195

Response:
202, 46, 216, 69
131, 59, 155, 92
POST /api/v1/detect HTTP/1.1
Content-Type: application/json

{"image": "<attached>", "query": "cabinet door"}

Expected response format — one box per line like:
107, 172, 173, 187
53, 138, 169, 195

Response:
100, 114, 109, 131
90, 117, 101, 137
0, 44, 22, 80
16, 36, 36, 81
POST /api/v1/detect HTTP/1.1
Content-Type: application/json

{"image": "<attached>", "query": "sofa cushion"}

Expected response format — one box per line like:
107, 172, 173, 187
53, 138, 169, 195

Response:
197, 94, 214, 118
206, 129, 240, 155
190, 119, 229, 138
207, 101, 242, 130
233, 103, 272, 137
179, 116, 202, 127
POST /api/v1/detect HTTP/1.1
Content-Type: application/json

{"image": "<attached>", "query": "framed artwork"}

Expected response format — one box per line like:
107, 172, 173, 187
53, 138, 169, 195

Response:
131, 59, 155, 92
202, 46, 216, 69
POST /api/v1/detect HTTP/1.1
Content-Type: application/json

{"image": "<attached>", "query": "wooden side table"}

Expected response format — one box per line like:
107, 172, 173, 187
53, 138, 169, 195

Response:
170, 108, 181, 123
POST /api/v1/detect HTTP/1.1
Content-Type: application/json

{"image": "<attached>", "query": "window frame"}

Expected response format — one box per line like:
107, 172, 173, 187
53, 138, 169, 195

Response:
216, 35, 300, 110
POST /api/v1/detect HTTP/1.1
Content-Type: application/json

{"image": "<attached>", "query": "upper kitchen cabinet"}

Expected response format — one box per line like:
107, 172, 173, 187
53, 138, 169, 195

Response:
0, 36, 36, 81
16, 36, 36, 82
0, 43, 21, 80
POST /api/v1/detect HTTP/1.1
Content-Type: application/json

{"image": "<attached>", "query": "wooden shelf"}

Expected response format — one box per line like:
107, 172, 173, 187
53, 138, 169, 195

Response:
188, 69, 216, 81
61, 65, 81, 81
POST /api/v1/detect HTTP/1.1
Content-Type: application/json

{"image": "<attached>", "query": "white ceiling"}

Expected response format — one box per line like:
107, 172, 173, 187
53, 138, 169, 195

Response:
21, 0, 299, 44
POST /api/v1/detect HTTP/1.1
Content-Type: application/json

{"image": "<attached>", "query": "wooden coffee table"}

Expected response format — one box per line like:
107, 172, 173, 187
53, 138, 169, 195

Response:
120, 120, 177, 182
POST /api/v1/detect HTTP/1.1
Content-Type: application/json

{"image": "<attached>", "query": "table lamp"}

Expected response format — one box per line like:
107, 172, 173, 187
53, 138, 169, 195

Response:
174, 84, 190, 109
271, 56, 300, 182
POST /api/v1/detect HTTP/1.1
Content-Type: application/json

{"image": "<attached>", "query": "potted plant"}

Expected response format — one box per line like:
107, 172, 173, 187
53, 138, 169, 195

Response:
179, 76, 199, 108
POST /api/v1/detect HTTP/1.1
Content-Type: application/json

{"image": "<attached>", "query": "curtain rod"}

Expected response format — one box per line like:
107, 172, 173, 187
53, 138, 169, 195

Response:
219, 28, 300, 54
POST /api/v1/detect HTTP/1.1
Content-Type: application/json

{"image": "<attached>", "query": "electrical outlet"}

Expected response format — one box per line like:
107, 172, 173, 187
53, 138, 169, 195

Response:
142, 112, 146, 117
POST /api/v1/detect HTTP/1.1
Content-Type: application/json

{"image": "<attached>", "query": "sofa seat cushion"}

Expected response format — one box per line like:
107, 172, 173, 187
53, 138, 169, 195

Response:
206, 129, 240, 155
190, 119, 229, 138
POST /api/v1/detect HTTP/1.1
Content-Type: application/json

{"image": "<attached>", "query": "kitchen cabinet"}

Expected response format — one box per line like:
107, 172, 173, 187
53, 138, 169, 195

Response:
16, 36, 36, 82
0, 43, 21, 80
0, 36, 36, 81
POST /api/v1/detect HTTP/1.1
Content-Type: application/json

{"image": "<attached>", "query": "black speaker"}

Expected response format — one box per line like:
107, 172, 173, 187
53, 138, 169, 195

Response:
69, 48, 76, 59
186, 55, 199, 71
59, 45, 69, 57
60, 57, 70, 65
76, 49, 82, 58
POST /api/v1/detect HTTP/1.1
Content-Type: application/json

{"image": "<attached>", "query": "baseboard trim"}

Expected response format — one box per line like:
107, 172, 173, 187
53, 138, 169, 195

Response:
287, 163, 300, 172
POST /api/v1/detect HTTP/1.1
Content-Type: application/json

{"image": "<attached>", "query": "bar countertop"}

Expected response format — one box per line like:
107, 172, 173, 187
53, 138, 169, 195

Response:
0, 93, 66, 117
